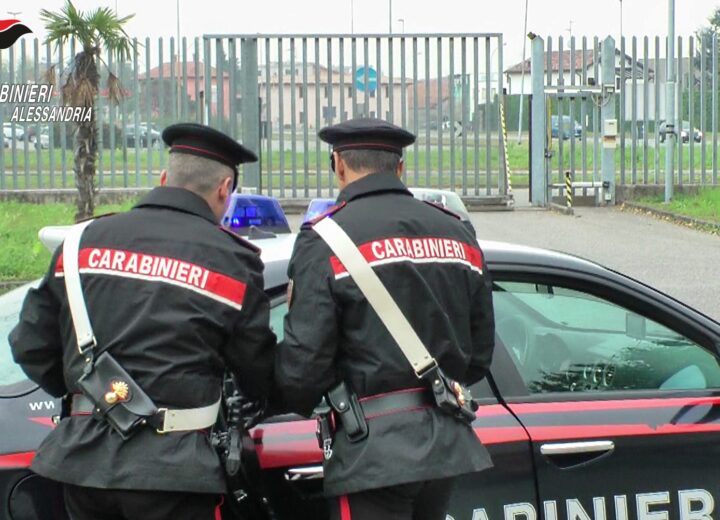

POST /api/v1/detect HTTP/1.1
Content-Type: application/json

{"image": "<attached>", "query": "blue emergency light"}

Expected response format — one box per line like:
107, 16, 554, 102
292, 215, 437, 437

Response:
302, 198, 336, 224
222, 194, 291, 235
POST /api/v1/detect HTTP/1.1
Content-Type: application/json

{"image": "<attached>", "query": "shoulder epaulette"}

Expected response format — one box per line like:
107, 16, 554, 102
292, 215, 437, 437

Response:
219, 226, 261, 254
422, 200, 461, 220
302, 201, 348, 229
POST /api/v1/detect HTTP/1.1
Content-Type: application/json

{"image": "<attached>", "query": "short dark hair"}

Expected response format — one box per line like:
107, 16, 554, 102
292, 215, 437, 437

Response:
167, 153, 233, 195
338, 149, 401, 174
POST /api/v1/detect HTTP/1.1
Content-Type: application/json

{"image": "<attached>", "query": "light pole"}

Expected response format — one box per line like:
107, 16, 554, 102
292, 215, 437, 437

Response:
619, 0, 623, 43
389, 0, 393, 34
517, 0, 529, 143
665, 0, 675, 202
397, 18, 405, 34
350, 0, 354, 34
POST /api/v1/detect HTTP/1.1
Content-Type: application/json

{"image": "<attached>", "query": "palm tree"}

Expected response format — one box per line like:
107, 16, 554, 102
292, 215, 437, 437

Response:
41, 1, 135, 221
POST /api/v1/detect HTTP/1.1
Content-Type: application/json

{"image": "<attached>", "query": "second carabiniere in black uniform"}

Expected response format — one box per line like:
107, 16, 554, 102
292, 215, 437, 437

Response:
276, 118, 496, 520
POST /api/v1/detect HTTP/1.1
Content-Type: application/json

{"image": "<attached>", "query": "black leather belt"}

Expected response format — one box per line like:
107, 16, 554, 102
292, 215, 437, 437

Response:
359, 388, 434, 419
70, 394, 95, 414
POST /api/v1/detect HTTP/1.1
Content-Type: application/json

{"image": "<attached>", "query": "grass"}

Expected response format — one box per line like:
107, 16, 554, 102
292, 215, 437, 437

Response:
637, 187, 720, 224
3, 138, 720, 190
0, 200, 137, 281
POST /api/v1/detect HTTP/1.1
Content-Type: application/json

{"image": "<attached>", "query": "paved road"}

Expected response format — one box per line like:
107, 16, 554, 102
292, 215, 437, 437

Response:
471, 205, 720, 321
289, 196, 720, 320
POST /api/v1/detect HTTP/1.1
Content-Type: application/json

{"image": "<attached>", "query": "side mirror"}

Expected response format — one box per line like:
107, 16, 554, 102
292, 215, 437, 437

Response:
626, 312, 647, 340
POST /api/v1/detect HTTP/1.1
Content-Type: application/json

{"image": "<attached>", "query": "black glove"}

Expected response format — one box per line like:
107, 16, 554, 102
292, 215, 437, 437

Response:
228, 396, 267, 431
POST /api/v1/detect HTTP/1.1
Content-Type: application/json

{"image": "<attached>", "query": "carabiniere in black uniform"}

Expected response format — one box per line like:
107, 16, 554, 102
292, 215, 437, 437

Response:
276, 119, 496, 512
9, 125, 276, 500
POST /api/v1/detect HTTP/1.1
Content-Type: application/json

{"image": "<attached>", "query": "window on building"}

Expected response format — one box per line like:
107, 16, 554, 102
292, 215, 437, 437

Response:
299, 111, 305, 124
299, 86, 305, 99
347, 87, 352, 97
370, 89, 376, 98
324, 85, 330, 98
322, 106, 337, 121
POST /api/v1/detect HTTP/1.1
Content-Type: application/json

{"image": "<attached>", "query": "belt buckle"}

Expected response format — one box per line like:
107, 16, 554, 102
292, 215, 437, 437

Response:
154, 408, 169, 434
77, 336, 97, 356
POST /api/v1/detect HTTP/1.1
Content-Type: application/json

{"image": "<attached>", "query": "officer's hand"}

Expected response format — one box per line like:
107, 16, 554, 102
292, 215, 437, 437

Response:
237, 397, 267, 430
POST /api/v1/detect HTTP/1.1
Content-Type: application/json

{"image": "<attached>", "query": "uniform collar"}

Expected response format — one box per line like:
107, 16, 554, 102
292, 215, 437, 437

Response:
134, 186, 218, 224
336, 173, 412, 204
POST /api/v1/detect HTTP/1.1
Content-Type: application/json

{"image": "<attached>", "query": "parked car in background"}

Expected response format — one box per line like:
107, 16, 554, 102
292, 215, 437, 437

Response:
123, 123, 162, 148
551, 115, 582, 140
658, 120, 702, 144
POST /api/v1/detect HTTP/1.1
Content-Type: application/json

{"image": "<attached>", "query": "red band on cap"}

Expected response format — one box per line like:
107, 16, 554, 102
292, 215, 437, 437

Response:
333, 142, 402, 154
171, 144, 235, 167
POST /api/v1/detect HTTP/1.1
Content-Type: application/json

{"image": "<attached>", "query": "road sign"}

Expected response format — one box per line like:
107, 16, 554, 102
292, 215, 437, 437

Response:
355, 66, 377, 93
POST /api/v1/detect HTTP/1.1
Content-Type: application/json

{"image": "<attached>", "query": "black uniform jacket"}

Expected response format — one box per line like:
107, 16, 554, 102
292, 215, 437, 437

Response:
9, 187, 276, 493
276, 173, 495, 496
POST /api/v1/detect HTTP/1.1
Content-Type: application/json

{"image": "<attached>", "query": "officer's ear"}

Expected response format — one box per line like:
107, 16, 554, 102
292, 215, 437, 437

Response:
396, 159, 405, 179
333, 152, 346, 185
218, 176, 233, 201
159, 169, 168, 186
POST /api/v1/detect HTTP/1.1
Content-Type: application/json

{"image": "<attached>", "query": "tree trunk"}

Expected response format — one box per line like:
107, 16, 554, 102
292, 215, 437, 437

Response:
73, 50, 100, 222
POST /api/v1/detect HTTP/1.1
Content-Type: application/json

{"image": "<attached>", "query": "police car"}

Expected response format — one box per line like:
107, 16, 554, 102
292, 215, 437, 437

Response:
3, 202, 720, 519
304, 188, 475, 234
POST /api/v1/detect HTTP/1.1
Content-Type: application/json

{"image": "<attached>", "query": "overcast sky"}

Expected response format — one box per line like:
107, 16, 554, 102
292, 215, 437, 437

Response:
6, 0, 720, 66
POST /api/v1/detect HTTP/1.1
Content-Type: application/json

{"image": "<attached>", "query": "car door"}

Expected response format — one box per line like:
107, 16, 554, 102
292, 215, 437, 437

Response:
491, 270, 720, 520
262, 299, 539, 520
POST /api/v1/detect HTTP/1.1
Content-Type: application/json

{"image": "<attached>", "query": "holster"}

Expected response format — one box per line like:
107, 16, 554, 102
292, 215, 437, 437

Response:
326, 381, 368, 443
422, 366, 478, 425
77, 352, 159, 440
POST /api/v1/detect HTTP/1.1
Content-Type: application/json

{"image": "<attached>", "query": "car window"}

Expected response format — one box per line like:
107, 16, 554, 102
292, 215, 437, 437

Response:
0, 284, 35, 390
493, 281, 720, 394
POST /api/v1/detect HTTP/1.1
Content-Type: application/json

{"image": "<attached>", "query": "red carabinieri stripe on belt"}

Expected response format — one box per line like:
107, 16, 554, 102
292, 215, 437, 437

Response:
56, 248, 246, 310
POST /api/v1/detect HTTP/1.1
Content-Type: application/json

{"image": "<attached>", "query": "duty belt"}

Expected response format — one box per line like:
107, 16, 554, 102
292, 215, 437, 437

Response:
359, 388, 434, 419
70, 394, 221, 434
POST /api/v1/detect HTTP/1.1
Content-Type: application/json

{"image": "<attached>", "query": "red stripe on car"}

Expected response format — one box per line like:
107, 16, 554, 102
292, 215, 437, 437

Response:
0, 451, 35, 469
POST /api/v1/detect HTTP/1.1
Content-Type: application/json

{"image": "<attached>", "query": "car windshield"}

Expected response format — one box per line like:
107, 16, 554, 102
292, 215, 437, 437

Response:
0, 283, 38, 389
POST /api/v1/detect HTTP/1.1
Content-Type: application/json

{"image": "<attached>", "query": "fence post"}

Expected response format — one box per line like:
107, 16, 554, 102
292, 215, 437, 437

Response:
240, 37, 260, 191
601, 36, 617, 205
530, 35, 547, 206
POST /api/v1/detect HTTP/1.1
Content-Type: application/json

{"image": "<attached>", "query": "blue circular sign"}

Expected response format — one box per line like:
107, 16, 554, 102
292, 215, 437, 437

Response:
355, 66, 377, 93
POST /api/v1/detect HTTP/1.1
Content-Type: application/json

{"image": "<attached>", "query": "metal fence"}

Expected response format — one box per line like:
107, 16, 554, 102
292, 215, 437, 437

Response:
2, 32, 719, 197
0, 33, 507, 198
532, 33, 720, 195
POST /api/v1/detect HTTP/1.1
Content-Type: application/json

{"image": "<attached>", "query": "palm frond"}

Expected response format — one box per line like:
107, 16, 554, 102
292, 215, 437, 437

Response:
106, 73, 124, 105
44, 65, 57, 87
41, 1, 136, 59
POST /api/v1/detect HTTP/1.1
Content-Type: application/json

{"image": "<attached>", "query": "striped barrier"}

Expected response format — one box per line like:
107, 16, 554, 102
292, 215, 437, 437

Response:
499, 99, 512, 195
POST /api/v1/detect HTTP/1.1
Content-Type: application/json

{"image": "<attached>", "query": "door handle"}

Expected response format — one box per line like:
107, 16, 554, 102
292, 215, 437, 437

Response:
540, 440, 615, 456
284, 465, 324, 481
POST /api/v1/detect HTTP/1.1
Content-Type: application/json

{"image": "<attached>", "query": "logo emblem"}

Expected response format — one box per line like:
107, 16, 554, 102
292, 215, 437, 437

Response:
452, 381, 466, 407
104, 380, 130, 405
0, 19, 31, 50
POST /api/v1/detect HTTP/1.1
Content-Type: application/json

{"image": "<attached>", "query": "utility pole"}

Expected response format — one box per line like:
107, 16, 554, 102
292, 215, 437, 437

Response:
389, 0, 393, 34
665, 0, 675, 202
619, 0, 623, 43
517, 0, 529, 143
350, 0, 354, 34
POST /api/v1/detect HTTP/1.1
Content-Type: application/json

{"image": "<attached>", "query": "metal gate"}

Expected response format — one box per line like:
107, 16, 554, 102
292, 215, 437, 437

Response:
201, 33, 507, 199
